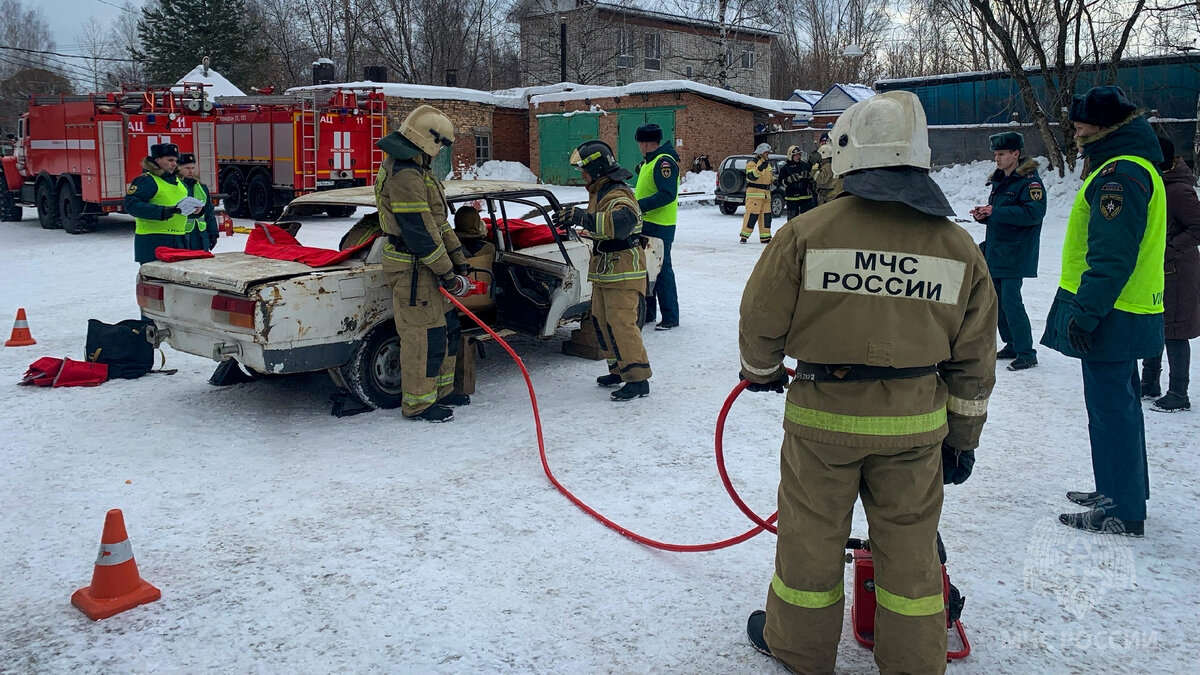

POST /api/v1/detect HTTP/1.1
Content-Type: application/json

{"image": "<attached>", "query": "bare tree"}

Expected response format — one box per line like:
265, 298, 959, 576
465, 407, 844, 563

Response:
0, 0, 57, 79
106, 1, 146, 87
774, 0, 893, 93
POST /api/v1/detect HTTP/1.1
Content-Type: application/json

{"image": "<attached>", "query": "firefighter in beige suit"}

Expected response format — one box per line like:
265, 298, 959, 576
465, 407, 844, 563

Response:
561, 140, 653, 401
740, 91, 997, 674
375, 106, 474, 423
740, 143, 776, 243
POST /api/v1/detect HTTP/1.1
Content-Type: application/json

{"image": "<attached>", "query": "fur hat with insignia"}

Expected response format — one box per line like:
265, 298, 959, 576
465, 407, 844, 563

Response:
177, 153, 196, 165
1157, 136, 1176, 171
150, 143, 179, 159
634, 123, 663, 143
1069, 86, 1137, 128
989, 132, 1024, 152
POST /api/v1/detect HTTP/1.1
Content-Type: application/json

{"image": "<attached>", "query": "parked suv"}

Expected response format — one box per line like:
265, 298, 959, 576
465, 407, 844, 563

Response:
713, 153, 788, 217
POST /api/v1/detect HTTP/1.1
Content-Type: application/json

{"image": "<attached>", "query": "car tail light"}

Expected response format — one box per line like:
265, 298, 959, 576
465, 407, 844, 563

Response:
136, 282, 164, 312
211, 295, 256, 329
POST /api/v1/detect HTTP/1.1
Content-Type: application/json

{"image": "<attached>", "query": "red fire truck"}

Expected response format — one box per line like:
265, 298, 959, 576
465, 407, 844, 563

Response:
213, 89, 386, 220
0, 84, 218, 233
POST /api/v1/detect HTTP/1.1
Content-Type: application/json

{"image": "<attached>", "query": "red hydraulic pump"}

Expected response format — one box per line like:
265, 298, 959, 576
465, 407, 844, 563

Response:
0, 84, 218, 234
211, 89, 387, 221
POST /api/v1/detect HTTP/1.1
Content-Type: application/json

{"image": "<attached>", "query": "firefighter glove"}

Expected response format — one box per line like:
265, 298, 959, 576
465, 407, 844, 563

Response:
1067, 317, 1093, 355
941, 443, 975, 485
559, 205, 586, 227
454, 262, 472, 276
741, 370, 789, 393
441, 274, 473, 298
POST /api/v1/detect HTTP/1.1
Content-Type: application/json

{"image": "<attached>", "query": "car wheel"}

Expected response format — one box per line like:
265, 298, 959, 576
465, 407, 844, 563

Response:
771, 193, 785, 219
247, 173, 274, 221
58, 181, 96, 234
719, 168, 745, 194
340, 322, 404, 409
36, 181, 61, 229
221, 170, 248, 217
325, 205, 356, 218
718, 202, 738, 215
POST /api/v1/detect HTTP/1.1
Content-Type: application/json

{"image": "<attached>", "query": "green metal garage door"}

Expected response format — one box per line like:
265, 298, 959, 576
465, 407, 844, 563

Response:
538, 112, 600, 185
616, 108, 677, 174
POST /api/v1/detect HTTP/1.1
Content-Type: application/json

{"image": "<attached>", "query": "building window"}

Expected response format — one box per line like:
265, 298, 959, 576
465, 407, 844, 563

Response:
741, 46, 755, 70
475, 134, 491, 166
644, 32, 661, 71
724, 45, 735, 69
685, 65, 693, 78
616, 28, 634, 69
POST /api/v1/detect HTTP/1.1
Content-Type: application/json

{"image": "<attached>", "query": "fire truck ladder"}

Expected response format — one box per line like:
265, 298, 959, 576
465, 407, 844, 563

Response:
368, 92, 386, 175
299, 93, 319, 194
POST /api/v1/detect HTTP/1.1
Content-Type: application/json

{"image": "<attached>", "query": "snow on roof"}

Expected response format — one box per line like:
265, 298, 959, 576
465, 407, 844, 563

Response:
842, 84, 876, 102
530, 79, 808, 117
287, 81, 531, 109
812, 83, 876, 112
789, 89, 823, 105
174, 63, 245, 98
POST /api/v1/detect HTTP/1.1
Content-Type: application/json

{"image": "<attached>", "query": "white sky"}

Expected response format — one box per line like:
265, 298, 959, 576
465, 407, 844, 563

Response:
46, 0, 146, 51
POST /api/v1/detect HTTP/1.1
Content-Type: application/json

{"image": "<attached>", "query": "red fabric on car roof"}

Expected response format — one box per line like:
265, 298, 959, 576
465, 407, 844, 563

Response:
244, 224, 377, 266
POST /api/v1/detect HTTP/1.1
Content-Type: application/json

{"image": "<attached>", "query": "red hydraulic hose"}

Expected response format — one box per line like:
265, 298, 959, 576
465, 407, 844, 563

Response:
441, 288, 778, 552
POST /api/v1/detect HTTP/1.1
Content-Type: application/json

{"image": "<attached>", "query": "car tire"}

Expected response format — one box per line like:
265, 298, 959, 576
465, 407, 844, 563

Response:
325, 205, 356, 218
58, 181, 96, 234
247, 173, 274, 221
718, 202, 738, 215
719, 168, 744, 194
221, 170, 249, 217
771, 193, 785, 219
340, 322, 404, 410
36, 181, 61, 229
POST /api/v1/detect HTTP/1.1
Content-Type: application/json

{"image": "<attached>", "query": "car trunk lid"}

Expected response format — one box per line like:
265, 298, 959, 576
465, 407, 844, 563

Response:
138, 253, 357, 294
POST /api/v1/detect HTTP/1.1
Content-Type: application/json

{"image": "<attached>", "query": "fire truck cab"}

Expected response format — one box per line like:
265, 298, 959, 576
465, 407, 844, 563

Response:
0, 85, 218, 234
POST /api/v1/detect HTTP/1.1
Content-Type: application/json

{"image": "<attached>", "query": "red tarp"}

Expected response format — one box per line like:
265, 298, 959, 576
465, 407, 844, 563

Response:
483, 218, 563, 250
245, 224, 376, 266
155, 247, 214, 262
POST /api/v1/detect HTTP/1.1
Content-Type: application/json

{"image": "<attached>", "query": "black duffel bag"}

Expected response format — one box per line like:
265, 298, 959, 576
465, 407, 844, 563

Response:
86, 319, 155, 379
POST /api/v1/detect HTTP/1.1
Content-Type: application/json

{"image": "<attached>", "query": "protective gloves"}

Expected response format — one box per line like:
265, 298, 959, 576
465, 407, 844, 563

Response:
441, 274, 473, 298
740, 370, 789, 393
454, 262, 472, 276
1067, 317, 1093, 355
559, 205, 586, 228
941, 443, 975, 485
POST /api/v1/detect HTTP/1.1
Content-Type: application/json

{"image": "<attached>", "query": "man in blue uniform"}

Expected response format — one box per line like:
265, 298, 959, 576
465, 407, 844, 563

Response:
971, 132, 1046, 371
177, 153, 218, 251
125, 143, 205, 264
633, 123, 680, 330
1042, 86, 1165, 537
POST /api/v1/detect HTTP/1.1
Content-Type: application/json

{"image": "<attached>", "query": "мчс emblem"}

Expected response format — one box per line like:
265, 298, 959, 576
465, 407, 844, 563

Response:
1099, 194, 1123, 220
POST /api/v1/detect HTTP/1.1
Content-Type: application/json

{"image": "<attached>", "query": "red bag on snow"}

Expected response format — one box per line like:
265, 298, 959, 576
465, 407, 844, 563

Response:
155, 247, 215, 262
19, 357, 107, 387
244, 224, 376, 266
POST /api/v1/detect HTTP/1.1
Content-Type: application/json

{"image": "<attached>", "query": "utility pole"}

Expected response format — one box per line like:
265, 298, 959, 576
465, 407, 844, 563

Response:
559, 16, 567, 83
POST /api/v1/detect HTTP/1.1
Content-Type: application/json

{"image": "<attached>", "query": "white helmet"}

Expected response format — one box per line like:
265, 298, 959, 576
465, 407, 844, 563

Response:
754, 142, 771, 155
830, 91, 931, 177
399, 104, 455, 156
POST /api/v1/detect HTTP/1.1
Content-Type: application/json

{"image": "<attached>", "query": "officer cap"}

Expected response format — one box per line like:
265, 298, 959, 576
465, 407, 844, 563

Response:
1069, 85, 1137, 128
989, 132, 1024, 152
634, 123, 663, 143
150, 143, 179, 159
177, 153, 197, 165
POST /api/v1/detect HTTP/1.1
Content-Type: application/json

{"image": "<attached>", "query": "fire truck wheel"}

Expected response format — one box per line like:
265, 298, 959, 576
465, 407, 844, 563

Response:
340, 322, 403, 410
35, 182, 61, 230
221, 172, 249, 217
247, 173, 274, 221
58, 182, 96, 234
325, 205, 356, 218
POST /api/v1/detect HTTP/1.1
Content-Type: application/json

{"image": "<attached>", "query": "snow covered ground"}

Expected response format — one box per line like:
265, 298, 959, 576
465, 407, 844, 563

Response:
1, 160, 1198, 672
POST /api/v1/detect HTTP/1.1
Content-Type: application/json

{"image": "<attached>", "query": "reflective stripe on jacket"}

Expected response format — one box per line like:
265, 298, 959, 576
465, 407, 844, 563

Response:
133, 173, 188, 235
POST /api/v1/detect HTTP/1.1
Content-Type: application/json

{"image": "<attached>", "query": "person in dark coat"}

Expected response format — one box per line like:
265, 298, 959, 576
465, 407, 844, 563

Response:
1041, 86, 1166, 537
971, 131, 1046, 370
177, 153, 218, 252
125, 143, 205, 264
777, 145, 816, 219
1141, 136, 1200, 412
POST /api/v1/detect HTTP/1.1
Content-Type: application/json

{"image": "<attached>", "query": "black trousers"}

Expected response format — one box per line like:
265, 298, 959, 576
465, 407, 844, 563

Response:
1142, 338, 1191, 395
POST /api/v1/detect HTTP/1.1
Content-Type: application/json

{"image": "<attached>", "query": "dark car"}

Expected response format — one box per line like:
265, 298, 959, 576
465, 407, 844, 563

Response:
714, 153, 789, 217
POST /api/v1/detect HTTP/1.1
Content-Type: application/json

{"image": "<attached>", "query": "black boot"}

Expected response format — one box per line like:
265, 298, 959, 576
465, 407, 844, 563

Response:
746, 610, 773, 657
1058, 509, 1143, 537
411, 404, 454, 422
596, 373, 623, 387
1151, 392, 1190, 412
611, 380, 649, 401
1066, 490, 1105, 508
437, 393, 471, 407
997, 345, 1017, 360
1007, 355, 1038, 371
1140, 372, 1162, 399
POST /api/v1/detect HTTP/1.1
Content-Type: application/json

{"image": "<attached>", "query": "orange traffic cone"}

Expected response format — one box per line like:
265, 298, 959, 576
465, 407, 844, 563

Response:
4, 308, 36, 347
71, 509, 160, 620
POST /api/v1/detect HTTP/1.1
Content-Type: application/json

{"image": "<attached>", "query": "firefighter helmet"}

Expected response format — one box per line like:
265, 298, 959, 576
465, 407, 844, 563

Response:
569, 140, 624, 179
787, 145, 802, 158
398, 105, 455, 157
754, 142, 771, 155
830, 91, 931, 177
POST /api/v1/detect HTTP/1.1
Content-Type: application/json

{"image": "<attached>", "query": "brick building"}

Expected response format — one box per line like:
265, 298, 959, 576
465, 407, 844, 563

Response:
518, 1, 775, 98
529, 80, 808, 184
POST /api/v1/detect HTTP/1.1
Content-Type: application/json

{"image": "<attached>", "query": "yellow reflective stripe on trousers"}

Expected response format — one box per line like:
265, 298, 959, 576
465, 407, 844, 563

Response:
946, 394, 988, 417
771, 573, 843, 609
436, 374, 454, 386
403, 391, 438, 405
875, 585, 945, 617
784, 402, 947, 436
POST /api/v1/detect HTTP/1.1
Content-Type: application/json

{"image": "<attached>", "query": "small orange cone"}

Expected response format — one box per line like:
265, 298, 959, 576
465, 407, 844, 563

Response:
71, 509, 160, 620
5, 308, 36, 347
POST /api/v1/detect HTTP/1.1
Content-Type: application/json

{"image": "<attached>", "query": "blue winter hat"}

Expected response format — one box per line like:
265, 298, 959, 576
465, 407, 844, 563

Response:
635, 123, 663, 143
989, 131, 1023, 152
1069, 86, 1137, 128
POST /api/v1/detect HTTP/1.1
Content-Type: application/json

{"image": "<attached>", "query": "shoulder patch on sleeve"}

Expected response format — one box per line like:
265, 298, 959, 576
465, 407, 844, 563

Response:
1100, 181, 1123, 192
1028, 185, 1043, 201
659, 159, 672, 178
1099, 193, 1123, 220
126, 184, 137, 194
